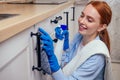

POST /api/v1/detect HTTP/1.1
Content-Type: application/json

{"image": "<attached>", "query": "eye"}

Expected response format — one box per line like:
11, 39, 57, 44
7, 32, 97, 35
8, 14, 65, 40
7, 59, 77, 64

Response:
87, 17, 94, 23
88, 18, 93, 22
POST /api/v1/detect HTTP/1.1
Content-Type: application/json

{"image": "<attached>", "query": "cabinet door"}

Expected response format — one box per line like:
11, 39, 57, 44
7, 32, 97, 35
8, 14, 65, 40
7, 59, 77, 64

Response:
31, 15, 61, 80
0, 27, 34, 80
31, 4, 76, 80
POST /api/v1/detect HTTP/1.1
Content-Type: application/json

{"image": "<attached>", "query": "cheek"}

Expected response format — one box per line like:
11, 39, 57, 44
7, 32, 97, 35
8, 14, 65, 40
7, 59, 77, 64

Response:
87, 23, 99, 31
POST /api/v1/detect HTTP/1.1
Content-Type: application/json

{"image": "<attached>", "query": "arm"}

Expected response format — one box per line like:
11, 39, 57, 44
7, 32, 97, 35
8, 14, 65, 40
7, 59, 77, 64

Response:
53, 54, 105, 80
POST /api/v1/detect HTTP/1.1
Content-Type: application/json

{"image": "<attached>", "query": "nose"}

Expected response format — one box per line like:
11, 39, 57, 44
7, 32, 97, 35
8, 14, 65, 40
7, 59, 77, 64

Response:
78, 17, 86, 25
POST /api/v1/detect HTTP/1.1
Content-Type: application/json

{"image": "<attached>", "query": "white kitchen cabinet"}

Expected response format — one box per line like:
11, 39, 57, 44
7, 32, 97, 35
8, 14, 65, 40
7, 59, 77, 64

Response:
0, 3, 75, 80
4, 0, 33, 3
34, 4, 75, 42
32, 4, 76, 80
0, 26, 35, 80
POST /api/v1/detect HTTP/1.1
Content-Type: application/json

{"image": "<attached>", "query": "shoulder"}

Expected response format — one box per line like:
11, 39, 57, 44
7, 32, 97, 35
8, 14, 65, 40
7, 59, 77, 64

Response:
82, 39, 110, 58
74, 54, 105, 79
81, 54, 105, 68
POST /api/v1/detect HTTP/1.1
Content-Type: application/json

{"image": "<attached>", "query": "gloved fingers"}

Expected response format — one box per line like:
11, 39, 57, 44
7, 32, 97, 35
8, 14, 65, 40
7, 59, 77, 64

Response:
41, 40, 53, 47
55, 27, 64, 40
41, 39, 54, 51
39, 28, 53, 42
55, 30, 61, 36
55, 34, 63, 40
42, 46, 53, 56
42, 45, 50, 51
55, 27, 61, 33
39, 28, 50, 37
40, 34, 52, 42
39, 28, 52, 41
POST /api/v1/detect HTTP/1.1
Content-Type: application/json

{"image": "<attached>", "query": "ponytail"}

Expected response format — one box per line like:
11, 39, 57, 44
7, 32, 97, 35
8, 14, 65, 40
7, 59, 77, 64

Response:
99, 29, 110, 53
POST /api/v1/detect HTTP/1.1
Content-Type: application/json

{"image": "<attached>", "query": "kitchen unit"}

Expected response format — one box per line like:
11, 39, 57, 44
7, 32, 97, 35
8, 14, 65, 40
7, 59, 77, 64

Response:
0, 0, 33, 3
0, 0, 75, 80
33, 0, 68, 4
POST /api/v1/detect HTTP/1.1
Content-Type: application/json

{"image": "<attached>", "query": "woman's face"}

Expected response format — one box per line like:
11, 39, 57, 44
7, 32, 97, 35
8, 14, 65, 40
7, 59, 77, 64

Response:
78, 4, 103, 39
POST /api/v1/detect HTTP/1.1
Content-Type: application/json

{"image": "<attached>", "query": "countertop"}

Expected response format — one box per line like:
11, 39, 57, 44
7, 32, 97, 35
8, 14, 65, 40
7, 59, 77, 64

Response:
0, 0, 74, 43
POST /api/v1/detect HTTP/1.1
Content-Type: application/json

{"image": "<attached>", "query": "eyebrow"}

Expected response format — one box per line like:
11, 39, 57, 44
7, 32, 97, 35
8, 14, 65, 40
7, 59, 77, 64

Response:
81, 11, 95, 21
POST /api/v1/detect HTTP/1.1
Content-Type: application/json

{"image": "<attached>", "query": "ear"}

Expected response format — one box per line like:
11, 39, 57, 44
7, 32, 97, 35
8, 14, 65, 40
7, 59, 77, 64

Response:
97, 24, 107, 32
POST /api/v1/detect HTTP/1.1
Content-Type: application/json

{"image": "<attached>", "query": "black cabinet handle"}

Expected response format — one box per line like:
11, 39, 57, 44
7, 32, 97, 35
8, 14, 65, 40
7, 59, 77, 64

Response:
31, 32, 46, 75
71, 7, 75, 21
31, 32, 41, 68
50, 16, 62, 24
64, 12, 69, 29
56, 16, 62, 20
31, 31, 58, 75
51, 19, 58, 24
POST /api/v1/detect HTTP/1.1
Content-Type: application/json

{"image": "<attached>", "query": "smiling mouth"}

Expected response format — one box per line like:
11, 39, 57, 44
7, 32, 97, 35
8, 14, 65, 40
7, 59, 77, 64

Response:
79, 24, 87, 31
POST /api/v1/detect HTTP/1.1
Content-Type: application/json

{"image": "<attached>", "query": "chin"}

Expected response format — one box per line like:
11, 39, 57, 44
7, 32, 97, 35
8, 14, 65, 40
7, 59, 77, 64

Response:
79, 31, 84, 35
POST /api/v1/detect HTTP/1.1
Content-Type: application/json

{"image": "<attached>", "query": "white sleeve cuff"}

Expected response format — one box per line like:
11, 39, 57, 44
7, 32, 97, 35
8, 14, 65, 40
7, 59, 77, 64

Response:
52, 69, 66, 80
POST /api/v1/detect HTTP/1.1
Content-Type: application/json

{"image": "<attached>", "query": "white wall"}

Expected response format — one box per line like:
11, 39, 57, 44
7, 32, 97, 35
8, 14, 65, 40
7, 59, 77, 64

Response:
74, 4, 85, 34
106, 0, 120, 61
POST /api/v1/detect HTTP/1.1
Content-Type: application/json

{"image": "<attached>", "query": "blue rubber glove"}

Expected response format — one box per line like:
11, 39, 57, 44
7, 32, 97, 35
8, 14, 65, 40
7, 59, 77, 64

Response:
39, 28, 60, 72
62, 30, 69, 51
55, 27, 63, 40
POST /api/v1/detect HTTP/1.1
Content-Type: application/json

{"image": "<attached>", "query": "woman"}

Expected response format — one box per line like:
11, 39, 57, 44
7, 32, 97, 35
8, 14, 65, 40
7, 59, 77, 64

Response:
39, 1, 113, 80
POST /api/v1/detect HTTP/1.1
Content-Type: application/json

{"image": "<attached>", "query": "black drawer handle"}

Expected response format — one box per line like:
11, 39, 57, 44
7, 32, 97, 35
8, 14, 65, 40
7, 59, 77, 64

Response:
31, 31, 58, 75
50, 16, 62, 24
71, 7, 75, 21
31, 32, 46, 74
64, 12, 69, 29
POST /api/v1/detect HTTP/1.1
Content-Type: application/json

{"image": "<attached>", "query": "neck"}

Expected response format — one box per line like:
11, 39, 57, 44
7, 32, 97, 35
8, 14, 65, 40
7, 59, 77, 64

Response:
82, 35, 98, 46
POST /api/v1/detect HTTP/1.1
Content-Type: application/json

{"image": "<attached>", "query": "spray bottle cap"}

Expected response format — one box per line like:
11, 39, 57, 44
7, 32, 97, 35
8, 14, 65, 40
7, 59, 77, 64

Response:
61, 24, 68, 30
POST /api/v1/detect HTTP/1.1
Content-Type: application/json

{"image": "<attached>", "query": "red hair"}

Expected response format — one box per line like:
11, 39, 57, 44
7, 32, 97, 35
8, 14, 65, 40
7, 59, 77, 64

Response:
87, 1, 112, 52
